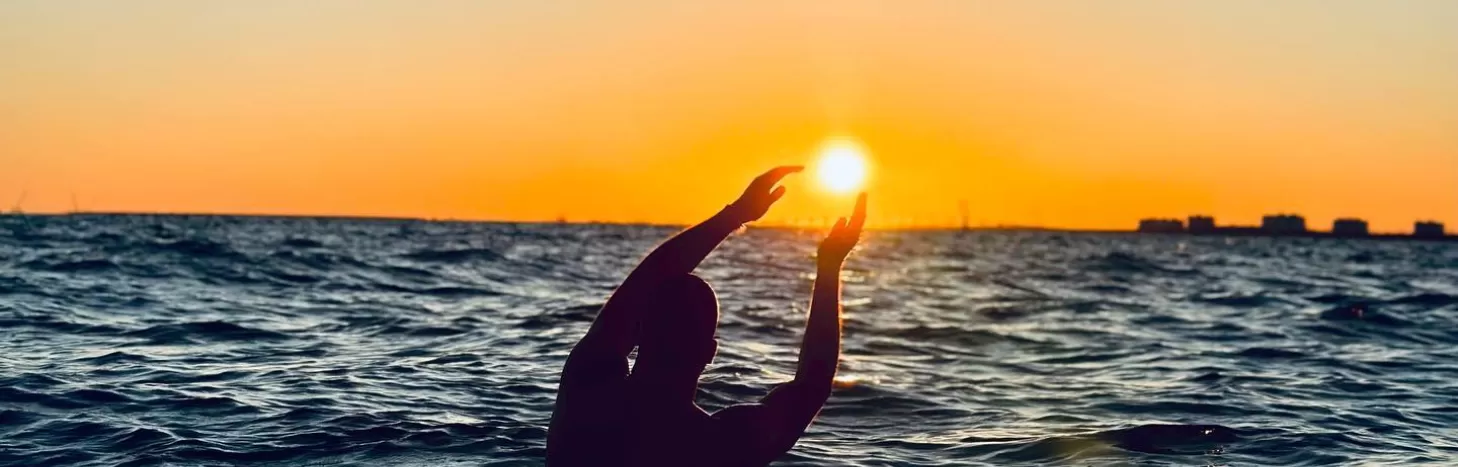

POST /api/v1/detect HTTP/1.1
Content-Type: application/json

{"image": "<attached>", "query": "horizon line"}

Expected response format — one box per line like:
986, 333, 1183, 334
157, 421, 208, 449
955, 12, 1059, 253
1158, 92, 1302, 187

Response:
3, 209, 1449, 236
1, 209, 1069, 232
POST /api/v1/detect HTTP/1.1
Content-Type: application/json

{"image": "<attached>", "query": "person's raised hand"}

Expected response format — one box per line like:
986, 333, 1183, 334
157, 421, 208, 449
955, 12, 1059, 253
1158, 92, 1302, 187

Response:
727, 166, 803, 223
818, 192, 866, 268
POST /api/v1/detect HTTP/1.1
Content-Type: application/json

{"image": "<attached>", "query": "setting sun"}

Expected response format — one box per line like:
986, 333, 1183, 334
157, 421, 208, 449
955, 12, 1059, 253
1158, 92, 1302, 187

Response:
814, 140, 869, 194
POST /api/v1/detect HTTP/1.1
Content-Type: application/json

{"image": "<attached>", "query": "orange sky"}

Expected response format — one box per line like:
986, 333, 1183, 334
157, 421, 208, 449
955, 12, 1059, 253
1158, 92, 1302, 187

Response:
3, 1, 1455, 231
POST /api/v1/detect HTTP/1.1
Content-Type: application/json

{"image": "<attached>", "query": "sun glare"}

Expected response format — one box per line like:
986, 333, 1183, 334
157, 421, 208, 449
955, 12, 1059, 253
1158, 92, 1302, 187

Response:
815, 139, 869, 194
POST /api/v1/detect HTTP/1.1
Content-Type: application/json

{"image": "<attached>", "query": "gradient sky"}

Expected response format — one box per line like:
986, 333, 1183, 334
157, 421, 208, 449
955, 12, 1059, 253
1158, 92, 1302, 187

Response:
3, 1, 1455, 231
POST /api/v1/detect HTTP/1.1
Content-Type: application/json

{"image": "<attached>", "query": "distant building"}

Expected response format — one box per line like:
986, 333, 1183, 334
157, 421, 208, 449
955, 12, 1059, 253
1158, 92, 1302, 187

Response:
1138, 218, 1184, 233
1261, 214, 1306, 235
1332, 218, 1369, 237
1187, 215, 1216, 234
1414, 221, 1445, 238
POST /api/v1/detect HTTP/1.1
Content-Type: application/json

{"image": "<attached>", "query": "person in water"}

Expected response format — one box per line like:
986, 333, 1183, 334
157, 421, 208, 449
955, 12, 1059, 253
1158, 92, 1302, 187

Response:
547, 166, 866, 466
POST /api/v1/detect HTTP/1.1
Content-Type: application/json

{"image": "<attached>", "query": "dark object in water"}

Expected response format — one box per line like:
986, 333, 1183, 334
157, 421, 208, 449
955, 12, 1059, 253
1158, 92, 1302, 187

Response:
1319, 303, 1370, 321
1099, 424, 1240, 454
1319, 303, 1404, 325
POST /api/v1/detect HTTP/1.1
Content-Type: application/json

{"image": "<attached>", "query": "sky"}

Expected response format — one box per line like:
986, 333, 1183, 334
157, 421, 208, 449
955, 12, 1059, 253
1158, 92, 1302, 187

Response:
3, 0, 1455, 231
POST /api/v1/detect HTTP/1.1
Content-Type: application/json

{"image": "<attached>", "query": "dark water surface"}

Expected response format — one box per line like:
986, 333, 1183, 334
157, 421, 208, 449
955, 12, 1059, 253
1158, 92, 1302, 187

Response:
2, 215, 1457, 466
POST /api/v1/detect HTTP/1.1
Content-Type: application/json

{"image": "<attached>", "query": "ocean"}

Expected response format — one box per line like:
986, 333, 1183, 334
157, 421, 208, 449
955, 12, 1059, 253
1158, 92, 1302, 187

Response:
2, 215, 1455, 466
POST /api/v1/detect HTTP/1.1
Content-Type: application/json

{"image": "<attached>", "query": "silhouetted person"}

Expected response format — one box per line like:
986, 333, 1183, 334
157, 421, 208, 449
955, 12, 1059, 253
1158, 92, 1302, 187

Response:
547, 166, 866, 467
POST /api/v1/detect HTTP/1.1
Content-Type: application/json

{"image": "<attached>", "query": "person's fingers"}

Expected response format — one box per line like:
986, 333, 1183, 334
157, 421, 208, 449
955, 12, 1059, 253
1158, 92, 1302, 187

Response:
848, 192, 867, 233
755, 166, 805, 189
769, 186, 787, 203
830, 217, 847, 234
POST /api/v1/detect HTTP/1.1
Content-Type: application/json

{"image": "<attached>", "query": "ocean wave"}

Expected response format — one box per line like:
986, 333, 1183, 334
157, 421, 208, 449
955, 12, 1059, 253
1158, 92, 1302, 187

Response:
1197, 293, 1282, 308
281, 237, 326, 249
123, 321, 291, 344
1384, 292, 1458, 307
146, 238, 247, 260
1080, 251, 1194, 276
19, 257, 121, 273
943, 423, 1246, 464
1234, 347, 1308, 359
402, 247, 504, 263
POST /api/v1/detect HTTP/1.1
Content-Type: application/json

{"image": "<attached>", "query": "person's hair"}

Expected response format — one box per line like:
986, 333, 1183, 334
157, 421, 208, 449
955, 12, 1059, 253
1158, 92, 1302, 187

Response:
638, 274, 719, 368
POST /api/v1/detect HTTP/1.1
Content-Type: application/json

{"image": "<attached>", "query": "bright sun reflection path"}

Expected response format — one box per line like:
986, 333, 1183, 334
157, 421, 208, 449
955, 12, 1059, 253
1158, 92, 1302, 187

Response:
815, 139, 868, 194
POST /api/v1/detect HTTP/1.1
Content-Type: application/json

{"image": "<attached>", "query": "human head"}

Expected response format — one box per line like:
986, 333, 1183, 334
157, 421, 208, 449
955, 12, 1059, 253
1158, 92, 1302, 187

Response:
637, 274, 720, 370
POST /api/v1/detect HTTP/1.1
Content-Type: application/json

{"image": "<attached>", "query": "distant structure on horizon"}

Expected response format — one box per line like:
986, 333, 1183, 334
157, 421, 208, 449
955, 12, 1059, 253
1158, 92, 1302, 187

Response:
1137, 213, 1451, 241
1137, 218, 1184, 233
1187, 215, 1216, 234
959, 200, 971, 231
8, 191, 24, 215
1332, 218, 1369, 237
1414, 221, 1445, 238
1261, 214, 1307, 235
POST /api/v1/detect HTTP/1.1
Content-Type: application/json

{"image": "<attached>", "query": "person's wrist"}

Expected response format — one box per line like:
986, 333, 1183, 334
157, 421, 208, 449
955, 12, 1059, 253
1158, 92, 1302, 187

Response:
719, 203, 751, 225
714, 204, 746, 226
816, 257, 844, 273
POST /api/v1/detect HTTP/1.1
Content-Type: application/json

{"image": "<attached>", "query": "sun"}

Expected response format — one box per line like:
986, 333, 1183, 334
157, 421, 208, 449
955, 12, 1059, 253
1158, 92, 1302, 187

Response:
814, 139, 869, 194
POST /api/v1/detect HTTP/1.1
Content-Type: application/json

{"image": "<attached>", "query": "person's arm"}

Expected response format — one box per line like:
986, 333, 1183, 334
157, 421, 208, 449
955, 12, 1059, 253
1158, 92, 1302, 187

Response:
561, 166, 802, 384
714, 193, 866, 462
